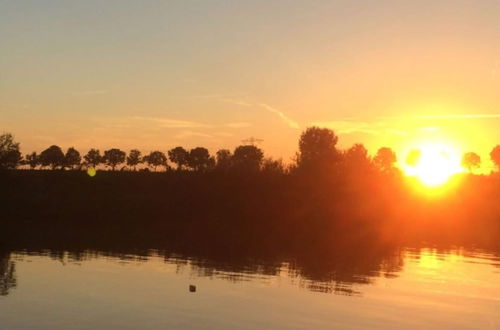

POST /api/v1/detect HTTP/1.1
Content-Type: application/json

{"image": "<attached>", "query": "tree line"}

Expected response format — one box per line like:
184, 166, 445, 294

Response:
1, 128, 500, 173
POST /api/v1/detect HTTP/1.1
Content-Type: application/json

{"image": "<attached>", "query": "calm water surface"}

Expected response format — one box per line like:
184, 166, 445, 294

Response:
1, 247, 499, 329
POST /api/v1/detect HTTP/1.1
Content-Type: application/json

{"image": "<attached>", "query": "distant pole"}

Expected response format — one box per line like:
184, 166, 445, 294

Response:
242, 137, 264, 146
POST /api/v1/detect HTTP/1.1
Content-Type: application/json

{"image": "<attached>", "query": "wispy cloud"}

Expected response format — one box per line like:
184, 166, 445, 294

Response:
310, 120, 382, 135
128, 116, 210, 128
225, 122, 252, 128
221, 98, 300, 129
214, 132, 234, 137
414, 114, 500, 120
174, 131, 213, 139
257, 103, 300, 129
221, 98, 254, 107
419, 127, 440, 132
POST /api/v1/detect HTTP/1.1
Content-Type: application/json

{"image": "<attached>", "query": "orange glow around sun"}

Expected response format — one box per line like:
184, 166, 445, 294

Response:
402, 143, 464, 187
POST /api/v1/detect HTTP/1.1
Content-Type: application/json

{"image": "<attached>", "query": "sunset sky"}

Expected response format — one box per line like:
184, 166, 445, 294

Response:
2, 0, 500, 169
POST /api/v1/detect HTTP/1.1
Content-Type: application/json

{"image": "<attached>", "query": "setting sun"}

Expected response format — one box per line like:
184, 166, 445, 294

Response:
403, 144, 463, 187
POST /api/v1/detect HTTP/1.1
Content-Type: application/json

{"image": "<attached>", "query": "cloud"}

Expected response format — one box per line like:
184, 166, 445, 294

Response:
386, 129, 408, 136
310, 120, 381, 135
225, 122, 252, 128
128, 116, 210, 128
174, 131, 213, 139
414, 114, 500, 120
214, 132, 234, 137
310, 119, 415, 137
221, 98, 300, 129
222, 98, 254, 107
419, 127, 440, 133
257, 103, 300, 129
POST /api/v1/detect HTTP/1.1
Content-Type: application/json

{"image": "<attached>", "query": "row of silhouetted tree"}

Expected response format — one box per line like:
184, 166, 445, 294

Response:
0, 132, 271, 172
1, 127, 500, 173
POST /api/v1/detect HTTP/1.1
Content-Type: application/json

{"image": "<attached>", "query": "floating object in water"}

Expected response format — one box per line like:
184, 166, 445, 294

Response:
189, 285, 196, 292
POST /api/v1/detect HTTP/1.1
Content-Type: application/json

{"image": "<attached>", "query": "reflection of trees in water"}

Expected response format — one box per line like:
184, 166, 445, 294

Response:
8, 246, 405, 296
8, 244, 498, 296
0, 252, 17, 296
287, 248, 405, 295
162, 247, 406, 296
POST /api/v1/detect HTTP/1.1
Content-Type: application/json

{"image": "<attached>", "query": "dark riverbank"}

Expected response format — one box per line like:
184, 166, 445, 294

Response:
2, 170, 500, 254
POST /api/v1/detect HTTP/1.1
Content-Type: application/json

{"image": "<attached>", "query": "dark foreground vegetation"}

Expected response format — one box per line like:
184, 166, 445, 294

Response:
2, 127, 500, 256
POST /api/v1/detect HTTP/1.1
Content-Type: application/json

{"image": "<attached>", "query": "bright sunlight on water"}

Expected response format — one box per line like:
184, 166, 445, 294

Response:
0, 247, 498, 329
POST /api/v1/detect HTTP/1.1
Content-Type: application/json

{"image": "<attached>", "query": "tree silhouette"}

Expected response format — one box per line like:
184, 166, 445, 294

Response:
373, 147, 397, 174
215, 149, 232, 169
25, 152, 39, 169
188, 147, 211, 171
127, 149, 142, 170
39, 145, 65, 169
343, 144, 371, 169
168, 146, 189, 170
103, 148, 126, 171
490, 145, 500, 171
84, 149, 102, 168
297, 127, 340, 170
405, 149, 421, 167
144, 151, 167, 171
262, 157, 285, 174
0, 133, 22, 170
461, 152, 481, 172
64, 147, 81, 170
232, 145, 264, 171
